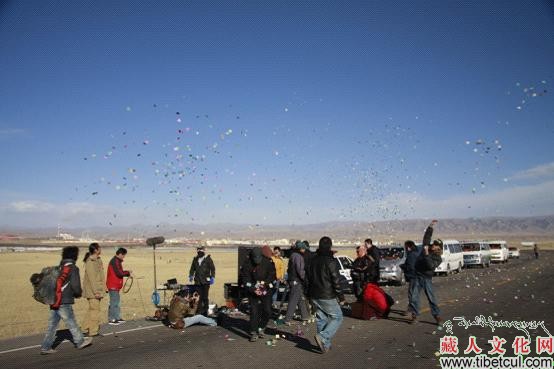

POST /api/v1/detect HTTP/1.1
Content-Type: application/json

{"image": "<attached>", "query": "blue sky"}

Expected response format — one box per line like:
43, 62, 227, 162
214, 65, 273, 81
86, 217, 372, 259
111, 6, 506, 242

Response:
0, 0, 553, 228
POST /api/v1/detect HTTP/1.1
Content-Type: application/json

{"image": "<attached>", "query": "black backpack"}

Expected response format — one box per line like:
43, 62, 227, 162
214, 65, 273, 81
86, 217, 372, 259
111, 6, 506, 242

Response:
30, 266, 60, 305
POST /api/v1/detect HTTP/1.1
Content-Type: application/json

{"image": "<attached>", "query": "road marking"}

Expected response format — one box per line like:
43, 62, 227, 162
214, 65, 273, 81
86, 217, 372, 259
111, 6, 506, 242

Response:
0, 324, 164, 355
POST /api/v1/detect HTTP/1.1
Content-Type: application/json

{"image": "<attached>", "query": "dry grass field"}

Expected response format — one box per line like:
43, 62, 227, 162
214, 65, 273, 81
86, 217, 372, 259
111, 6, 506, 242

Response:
0, 248, 245, 340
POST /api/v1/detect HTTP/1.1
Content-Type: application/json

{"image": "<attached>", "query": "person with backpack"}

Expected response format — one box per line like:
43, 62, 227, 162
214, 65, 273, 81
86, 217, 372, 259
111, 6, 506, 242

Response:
106, 247, 132, 325
81, 243, 105, 337
40, 246, 93, 354
188, 246, 216, 316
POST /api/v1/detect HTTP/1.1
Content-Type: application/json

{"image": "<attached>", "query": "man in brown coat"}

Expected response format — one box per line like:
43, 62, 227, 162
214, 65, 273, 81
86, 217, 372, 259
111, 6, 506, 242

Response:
82, 243, 105, 337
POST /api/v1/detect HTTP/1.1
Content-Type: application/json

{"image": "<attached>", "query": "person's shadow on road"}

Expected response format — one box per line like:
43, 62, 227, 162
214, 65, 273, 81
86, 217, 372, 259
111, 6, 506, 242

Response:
218, 314, 320, 354
50, 329, 76, 349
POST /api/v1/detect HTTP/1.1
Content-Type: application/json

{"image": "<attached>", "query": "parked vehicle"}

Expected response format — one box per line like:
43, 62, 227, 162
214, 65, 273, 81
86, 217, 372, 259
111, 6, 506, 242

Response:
461, 241, 491, 268
334, 255, 354, 293
378, 245, 406, 285
489, 241, 509, 263
435, 240, 464, 275
508, 247, 520, 259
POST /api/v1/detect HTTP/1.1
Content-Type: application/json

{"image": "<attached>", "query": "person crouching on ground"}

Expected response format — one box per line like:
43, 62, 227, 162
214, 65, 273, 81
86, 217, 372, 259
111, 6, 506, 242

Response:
308, 236, 345, 354
284, 241, 310, 324
82, 242, 105, 337
188, 246, 216, 316
241, 247, 276, 342
168, 290, 217, 329
106, 247, 132, 325
408, 220, 443, 325
40, 246, 93, 354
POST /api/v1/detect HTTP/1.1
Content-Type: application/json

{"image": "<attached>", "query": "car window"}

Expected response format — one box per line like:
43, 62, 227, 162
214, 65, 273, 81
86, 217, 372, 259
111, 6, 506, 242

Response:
463, 243, 480, 251
490, 244, 501, 249
378, 248, 405, 260
338, 257, 352, 269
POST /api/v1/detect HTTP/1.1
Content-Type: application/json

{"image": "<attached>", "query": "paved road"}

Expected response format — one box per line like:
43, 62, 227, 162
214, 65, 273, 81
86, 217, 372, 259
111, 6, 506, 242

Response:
1, 251, 552, 369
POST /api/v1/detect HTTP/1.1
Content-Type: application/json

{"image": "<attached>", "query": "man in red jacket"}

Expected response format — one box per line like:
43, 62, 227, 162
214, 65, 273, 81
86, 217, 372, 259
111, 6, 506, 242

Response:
106, 248, 132, 325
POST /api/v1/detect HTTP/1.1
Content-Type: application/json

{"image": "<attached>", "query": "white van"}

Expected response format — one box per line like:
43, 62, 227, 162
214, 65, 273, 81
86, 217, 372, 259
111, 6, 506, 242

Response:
461, 241, 492, 268
335, 255, 354, 290
488, 241, 509, 263
435, 240, 464, 275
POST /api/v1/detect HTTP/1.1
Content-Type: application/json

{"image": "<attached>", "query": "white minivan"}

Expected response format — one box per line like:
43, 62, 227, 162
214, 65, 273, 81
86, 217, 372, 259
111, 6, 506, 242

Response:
488, 240, 509, 263
461, 241, 492, 268
435, 240, 464, 275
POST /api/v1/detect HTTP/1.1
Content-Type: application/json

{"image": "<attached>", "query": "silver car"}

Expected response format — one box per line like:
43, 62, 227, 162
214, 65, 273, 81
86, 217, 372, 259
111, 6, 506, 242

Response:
378, 246, 407, 285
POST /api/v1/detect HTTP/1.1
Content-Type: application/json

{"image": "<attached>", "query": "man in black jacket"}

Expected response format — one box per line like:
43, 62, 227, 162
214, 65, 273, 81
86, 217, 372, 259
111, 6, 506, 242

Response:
240, 248, 276, 342
407, 220, 443, 325
40, 246, 93, 354
308, 236, 345, 354
188, 246, 216, 316
364, 238, 380, 283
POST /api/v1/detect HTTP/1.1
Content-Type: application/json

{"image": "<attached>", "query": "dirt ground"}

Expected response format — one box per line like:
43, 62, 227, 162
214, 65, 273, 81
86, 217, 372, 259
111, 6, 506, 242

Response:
0, 248, 253, 339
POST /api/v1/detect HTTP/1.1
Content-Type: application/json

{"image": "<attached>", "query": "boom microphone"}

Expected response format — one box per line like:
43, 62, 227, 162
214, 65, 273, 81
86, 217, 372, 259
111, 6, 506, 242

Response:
146, 236, 165, 246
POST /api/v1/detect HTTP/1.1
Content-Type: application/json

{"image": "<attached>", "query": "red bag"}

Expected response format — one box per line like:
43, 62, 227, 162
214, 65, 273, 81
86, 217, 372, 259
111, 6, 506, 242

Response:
363, 283, 393, 318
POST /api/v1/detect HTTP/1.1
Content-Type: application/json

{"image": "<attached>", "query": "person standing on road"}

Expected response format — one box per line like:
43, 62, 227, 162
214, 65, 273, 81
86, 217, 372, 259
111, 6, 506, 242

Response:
271, 246, 285, 307
106, 247, 131, 325
241, 247, 276, 342
308, 236, 345, 354
284, 241, 310, 324
81, 243, 105, 337
351, 245, 371, 301
188, 246, 216, 316
400, 240, 421, 315
408, 220, 443, 325
41, 246, 93, 354
364, 238, 380, 283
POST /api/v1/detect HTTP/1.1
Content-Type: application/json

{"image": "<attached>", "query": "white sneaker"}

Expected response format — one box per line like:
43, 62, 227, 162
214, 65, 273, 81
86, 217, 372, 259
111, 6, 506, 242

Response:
77, 336, 93, 349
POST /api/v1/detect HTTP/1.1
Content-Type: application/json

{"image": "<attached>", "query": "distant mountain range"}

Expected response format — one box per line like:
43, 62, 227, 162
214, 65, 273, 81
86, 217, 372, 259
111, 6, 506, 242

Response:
2, 215, 554, 242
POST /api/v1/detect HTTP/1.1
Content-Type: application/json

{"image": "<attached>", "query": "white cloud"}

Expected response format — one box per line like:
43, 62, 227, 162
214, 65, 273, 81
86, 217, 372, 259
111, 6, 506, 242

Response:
377, 180, 554, 219
0, 128, 25, 136
511, 162, 554, 180
9, 200, 54, 213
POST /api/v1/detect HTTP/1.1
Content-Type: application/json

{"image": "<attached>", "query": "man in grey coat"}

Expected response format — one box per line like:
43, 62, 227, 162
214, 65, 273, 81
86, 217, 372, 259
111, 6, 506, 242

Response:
284, 241, 310, 324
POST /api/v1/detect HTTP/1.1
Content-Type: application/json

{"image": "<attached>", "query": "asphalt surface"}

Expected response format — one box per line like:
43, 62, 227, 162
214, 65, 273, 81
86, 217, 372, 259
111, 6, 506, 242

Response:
0, 250, 552, 369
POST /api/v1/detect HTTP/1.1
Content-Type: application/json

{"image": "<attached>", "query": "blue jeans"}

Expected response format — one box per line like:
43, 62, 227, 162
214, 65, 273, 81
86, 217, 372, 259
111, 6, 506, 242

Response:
184, 314, 217, 328
408, 275, 440, 317
41, 305, 84, 351
272, 280, 281, 303
312, 298, 343, 350
108, 290, 121, 321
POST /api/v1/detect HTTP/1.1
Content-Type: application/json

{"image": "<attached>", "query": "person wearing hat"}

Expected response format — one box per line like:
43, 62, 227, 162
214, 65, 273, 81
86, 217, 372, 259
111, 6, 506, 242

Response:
240, 247, 276, 342
284, 240, 311, 324
188, 246, 216, 316
407, 220, 443, 325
